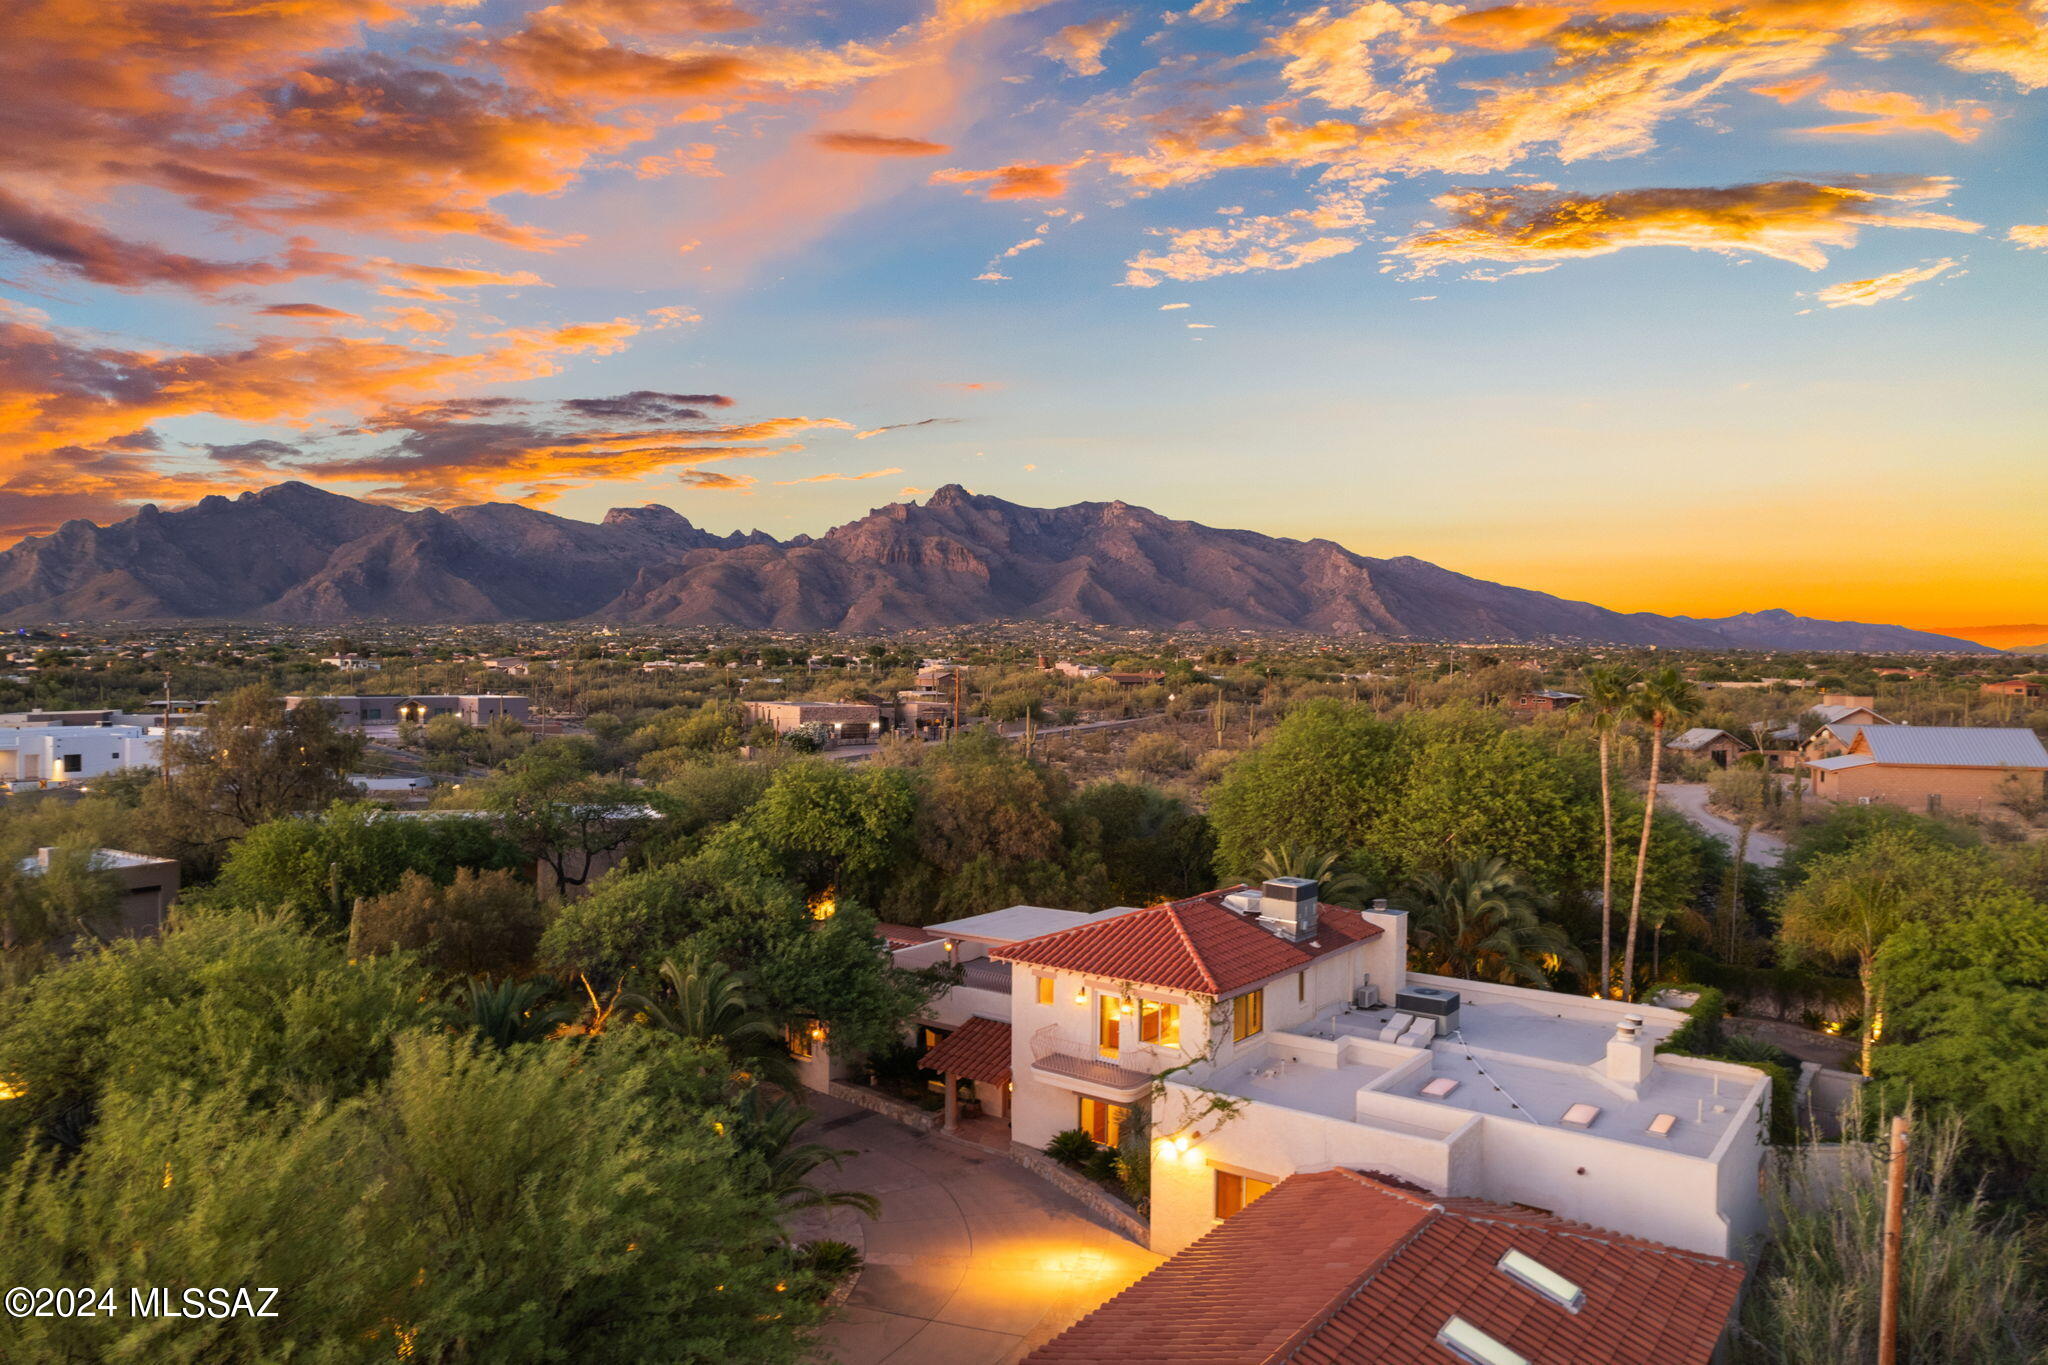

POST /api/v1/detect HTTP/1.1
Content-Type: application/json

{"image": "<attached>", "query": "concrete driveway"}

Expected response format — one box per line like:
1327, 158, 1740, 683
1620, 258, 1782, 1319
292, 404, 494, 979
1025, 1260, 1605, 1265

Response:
1659, 782, 1786, 867
794, 1096, 1159, 1365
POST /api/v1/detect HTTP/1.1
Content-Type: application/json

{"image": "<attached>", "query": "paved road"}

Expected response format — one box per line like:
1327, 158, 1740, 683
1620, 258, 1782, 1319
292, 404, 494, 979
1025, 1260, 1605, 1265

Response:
1659, 782, 1785, 868
795, 1096, 1158, 1365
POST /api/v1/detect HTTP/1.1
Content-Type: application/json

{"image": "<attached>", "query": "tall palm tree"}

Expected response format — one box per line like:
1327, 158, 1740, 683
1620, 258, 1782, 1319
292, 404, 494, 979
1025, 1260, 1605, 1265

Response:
1579, 665, 1640, 996
733, 1091, 882, 1221
1252, 845, 1375, 907
1404, 858, 1585, 987
1622, 667, 1702, 998
625, 951, 798, 1090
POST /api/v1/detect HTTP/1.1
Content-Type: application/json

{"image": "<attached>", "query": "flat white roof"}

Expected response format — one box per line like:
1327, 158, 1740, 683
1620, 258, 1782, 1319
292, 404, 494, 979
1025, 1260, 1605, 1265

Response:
929, 902, 1147, 945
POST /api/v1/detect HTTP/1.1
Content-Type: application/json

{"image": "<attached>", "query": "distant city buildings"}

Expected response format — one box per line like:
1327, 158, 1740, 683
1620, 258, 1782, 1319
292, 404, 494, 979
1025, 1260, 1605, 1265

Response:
0, 723, 164, 788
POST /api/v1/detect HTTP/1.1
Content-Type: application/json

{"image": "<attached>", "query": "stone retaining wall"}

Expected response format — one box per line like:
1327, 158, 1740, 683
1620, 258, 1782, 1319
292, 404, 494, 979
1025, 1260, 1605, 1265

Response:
1006, 1144, 1149, 1244
827, 1082, 941, 1133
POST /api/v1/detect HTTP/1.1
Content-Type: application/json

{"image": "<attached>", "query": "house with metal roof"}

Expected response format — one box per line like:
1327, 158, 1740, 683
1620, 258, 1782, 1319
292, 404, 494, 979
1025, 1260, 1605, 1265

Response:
1805, 725, 2048, 814
1665, 727, 1748, 768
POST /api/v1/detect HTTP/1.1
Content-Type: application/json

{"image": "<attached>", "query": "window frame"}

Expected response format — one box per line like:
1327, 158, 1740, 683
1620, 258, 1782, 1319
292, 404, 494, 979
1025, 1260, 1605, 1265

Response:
1213, 1168, 1274, 1219
1231, 988, 1265, 1043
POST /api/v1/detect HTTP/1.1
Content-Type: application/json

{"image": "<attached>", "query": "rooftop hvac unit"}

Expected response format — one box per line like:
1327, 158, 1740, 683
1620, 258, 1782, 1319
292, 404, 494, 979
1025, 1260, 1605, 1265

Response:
1395, 985, 1461, 1035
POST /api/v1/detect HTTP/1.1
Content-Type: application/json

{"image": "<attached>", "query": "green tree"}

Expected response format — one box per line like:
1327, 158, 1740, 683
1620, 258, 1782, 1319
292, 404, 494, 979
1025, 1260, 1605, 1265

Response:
0, 913, 443, 1162
1779, 829, 2001, 1075
348, 867, 543, 979
730, 1090, 882, 1221
1067, 782, 1216, 907
1208, 701, 1401, 878
1621, 668, 1701, 998
1404, 857, 1584, 987
1869, 889, 2048, 1181
146, 686, 363, 872
738, 760, 916, 902
0, 839, 123, 986
215, 803, 523, 930
1580, 664, 1639, 995
0, 1032, 822, 1363
463, 744, 656, 896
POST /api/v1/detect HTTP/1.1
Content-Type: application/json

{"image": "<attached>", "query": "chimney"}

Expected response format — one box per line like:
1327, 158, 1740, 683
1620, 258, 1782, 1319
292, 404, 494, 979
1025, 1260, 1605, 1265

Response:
1259, 877, 1319, 942
1605, 1014, 1655, 1088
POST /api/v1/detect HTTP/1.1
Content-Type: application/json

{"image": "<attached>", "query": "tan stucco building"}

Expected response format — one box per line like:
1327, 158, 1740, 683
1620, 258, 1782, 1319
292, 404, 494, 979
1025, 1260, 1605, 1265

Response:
1806, 726, 2048, 814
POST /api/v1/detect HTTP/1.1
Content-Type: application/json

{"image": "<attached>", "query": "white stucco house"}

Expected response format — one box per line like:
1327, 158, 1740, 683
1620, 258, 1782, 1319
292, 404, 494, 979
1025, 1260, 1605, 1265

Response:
0, 724, 165, 788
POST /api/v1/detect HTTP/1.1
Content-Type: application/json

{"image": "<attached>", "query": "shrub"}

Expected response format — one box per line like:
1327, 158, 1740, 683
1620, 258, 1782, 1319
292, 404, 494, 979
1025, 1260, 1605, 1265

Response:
795, 1239, 863, 1287
1045, 1128, 1095, 1168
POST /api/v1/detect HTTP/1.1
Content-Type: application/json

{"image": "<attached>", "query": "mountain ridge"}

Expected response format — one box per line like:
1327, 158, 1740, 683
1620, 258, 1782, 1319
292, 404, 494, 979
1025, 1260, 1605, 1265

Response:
0, 483, 1998, 652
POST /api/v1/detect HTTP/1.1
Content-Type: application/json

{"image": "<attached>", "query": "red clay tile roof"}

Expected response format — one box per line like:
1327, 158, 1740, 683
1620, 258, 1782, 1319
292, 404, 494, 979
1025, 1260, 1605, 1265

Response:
875, 922, 934, 948
918, 1016, 1012, 1086
991, 887, 1379, 997
1025, 1169, 1744, 1365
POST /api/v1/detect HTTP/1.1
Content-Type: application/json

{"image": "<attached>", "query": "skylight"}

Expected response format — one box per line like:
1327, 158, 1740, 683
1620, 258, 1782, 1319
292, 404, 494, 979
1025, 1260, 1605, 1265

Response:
1497, 1248, 1586, 1312
1436, 1316, 1530, 1365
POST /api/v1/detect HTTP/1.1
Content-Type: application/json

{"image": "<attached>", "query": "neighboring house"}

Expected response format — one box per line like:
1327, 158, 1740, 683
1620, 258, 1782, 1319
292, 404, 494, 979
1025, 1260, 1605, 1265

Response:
916, 661, 965, 690
1803, 720, 1879, 760
1806, 702, 1888, 730
1805, 726, 2048, 813
484, 657, 532, 676
19, 846, 180, 940
742, 700, 887, 744
1666, 727, 1748, 768
1981, 679, 2044, 698
1026, 1168, 1745, 1365
285, 694, 532, 728
321, 653, 382, 672
349, 775, 436, 800
0, 724, 163, 787
1512, 688, 1582, 713
1050, 660, 1104, 680
1104, 670, 1166, 689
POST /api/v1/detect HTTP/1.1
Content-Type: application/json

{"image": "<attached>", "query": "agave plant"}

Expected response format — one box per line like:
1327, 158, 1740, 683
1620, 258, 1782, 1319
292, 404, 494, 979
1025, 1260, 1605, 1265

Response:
466, 976, 575, 1049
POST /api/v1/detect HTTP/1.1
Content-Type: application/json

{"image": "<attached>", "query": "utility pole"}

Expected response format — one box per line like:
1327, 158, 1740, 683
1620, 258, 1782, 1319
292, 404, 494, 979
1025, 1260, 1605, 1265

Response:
161, 668, 174, 792
1878, 1114, 1909, 1365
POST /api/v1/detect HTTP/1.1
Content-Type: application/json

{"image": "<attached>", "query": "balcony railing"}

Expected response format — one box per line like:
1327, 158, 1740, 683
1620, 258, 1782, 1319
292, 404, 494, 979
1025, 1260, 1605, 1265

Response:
1029, 1026, 1161, 1096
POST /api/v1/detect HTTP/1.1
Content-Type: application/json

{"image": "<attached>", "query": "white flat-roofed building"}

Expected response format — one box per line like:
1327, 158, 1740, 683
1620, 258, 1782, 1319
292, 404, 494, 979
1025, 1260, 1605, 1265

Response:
0, 724, 164, 787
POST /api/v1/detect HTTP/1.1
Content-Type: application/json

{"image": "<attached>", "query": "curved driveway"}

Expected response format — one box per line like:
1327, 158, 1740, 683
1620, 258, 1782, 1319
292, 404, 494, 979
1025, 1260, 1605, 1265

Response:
795, 1096, 1159, 1365
1659, 782, 1786, 867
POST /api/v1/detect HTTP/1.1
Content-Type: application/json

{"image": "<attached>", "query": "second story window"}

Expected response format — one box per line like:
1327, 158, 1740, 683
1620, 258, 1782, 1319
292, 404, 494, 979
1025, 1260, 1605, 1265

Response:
1139, 1000, 1180, 1048
1036, 976, 1055, 1006
1232, 988, 1264, 1043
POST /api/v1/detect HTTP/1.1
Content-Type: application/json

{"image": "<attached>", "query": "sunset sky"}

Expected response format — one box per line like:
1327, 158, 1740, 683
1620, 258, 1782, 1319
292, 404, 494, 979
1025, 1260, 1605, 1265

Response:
3, 0, 2044, 631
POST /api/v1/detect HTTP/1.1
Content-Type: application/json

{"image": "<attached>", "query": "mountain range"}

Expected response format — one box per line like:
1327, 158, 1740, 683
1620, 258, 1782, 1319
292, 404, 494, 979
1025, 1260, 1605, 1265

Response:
0, 482, 1998, 652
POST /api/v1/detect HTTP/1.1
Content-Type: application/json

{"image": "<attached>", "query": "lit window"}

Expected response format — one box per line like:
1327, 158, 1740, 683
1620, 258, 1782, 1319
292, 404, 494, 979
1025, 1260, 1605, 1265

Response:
1079, 1097, 1128, 1147
1232, 989, 1264, 1043
1036, 976, 1055, 1006
1496, 1249, 1585, 1312
1213, 1170, 1272, 1219
1436, 1317, 1529, 1365
1139, 1000, 1180, 1048
1097, 993, 1122, 1058
787, 1023, 814, 1062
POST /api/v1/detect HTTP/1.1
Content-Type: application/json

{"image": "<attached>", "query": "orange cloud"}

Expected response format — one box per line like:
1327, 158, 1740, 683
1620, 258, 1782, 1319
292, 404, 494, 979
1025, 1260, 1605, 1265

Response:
1390, 177, 1982, 276
1810, 257, 1962, 308
1750, 75, 1828, 105
2010, 224, 2048, 249
812, 131, 953, 155
1800, 89, 1994, 142
1126, 192, 1372, 286
1043, 17, 1126, 77
930, 161, 1075, 200
773, 467, 903, 484
259, 303, 364, 322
